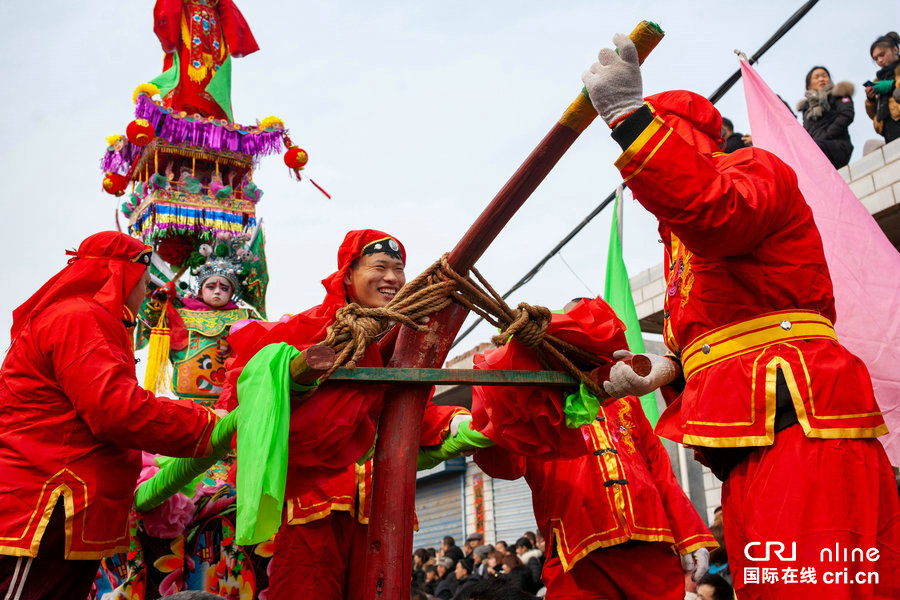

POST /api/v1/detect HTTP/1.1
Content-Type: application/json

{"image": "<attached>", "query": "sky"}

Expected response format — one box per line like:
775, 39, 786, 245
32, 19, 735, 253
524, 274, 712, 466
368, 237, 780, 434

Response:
0, 0, 896, 356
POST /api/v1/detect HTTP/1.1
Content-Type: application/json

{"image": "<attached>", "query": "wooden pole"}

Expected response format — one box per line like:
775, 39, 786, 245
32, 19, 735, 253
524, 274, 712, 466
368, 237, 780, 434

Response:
363, 304, 469, 599
364, 21, 663, 600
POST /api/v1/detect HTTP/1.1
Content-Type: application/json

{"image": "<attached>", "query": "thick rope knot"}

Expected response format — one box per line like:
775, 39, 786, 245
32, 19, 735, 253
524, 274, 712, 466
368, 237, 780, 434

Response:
493, 303, 552, 349
322, 302, 429, 373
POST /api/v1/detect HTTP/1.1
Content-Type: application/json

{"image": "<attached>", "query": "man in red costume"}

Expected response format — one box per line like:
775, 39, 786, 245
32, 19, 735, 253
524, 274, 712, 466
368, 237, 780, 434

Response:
0, 231, 219, 599
222, 230, 466, 599
470, 298, 716, 599
153, 0, 259, 120
582, 34, 900, 599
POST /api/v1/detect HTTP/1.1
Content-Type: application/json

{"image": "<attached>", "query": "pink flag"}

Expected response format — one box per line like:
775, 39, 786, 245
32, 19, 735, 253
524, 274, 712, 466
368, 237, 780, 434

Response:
741, 60, 900, 465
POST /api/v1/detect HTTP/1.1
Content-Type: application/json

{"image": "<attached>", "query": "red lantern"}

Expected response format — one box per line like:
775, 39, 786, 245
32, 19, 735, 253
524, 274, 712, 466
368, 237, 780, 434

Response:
103, 172, 129, 196
126, 118, 155, 146
284, 147, 309, 170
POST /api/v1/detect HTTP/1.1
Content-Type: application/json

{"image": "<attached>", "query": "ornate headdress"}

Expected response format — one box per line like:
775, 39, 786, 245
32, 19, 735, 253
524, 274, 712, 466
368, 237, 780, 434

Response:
192, 231, 259, 299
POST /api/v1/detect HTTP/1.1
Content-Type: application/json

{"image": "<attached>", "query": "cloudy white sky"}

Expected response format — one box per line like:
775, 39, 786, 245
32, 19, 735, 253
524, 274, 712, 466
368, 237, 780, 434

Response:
0, 1, 895, 354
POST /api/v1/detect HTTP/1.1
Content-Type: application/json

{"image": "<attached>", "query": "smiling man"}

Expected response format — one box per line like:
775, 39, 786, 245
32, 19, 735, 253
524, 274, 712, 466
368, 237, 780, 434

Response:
269, 230, 466, 599
343, 236, 406, 306
222, 229, 466, 599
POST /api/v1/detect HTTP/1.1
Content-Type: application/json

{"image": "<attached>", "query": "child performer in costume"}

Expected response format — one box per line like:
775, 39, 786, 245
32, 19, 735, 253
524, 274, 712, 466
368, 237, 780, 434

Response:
0, 232, 217, 600
95, 233, 268, 599
221, 230, 470, 599
444, 297, 716, 599
583, 34, 900, 599
141, 233, 262, 412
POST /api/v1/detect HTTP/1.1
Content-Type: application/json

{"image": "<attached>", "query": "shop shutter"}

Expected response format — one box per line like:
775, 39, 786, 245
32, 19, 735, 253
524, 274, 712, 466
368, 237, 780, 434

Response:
413, 472, 465, 550
490, 476, 538, 543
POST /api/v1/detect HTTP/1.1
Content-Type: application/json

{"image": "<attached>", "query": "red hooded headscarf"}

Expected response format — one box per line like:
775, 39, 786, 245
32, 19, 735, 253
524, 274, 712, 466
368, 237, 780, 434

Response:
645, 90, 724, 155
313, 229, 407, 322
10, 232, 150, 341
226, 229, 405, 375
471, 297, 628, 458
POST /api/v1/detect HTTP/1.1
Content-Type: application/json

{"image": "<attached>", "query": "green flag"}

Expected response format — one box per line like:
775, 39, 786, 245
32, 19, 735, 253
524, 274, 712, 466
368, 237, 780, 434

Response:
242, 225, 270, 320
603, 192, 660, 425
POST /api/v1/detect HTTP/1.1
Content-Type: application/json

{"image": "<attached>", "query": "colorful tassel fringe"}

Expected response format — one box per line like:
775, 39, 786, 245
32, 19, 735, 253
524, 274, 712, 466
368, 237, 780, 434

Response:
143, 305, 173, 394
131, 200, 256, 242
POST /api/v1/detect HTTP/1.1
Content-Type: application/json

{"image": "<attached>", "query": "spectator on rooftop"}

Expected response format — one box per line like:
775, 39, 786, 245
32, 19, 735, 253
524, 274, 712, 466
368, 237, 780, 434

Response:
720, 117, 749, 153
797, 65, 855, 168
865, 31, 900, 144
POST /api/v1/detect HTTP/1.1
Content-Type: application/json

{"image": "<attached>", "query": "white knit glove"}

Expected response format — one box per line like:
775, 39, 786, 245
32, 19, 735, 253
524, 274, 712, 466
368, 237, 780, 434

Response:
681, 547, 710, 582
449, 414, 471, 437
602, 350, 677, 398
581, 33, 644, 127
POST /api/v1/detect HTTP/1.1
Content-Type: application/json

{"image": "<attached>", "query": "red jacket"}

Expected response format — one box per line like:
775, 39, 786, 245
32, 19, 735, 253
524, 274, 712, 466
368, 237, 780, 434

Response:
224, 229, 466, 525
0, 297, 216, 559
285, 399, 464, 526
613, 93, 886, 447
475, 396, 716, 572
231, 318, 465, 524
471, 298, 627, 459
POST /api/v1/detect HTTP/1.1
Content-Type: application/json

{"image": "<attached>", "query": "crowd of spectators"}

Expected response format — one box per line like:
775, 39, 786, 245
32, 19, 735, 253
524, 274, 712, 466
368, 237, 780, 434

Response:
720, 30, 900, 170
414, 512, 738, 600
414, 522, 738, 600
412, 532, 546, 600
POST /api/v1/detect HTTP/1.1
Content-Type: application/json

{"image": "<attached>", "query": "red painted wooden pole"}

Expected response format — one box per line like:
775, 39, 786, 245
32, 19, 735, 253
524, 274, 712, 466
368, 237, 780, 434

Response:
364, 22, 664, 600
363, 304, 470, 598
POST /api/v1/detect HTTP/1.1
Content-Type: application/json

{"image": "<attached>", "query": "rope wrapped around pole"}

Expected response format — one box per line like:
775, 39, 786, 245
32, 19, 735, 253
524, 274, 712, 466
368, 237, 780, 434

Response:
313, 253, 611, 397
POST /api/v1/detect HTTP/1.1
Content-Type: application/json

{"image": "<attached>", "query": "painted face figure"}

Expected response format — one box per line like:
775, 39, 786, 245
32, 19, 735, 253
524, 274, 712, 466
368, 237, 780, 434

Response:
200, 275, 234, 309
343, 252, 406, 308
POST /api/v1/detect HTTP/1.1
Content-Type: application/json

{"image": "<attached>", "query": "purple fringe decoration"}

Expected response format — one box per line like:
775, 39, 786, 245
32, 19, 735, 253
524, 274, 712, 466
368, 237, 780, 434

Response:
130, 95, 285, 157
225, 130, 241, 152
135, 94, 165, 130
100, 142, 142, 174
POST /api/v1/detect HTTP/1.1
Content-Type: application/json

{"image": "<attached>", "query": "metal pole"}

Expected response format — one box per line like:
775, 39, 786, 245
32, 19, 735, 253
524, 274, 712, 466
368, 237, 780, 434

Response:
707, 0, 819, 104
